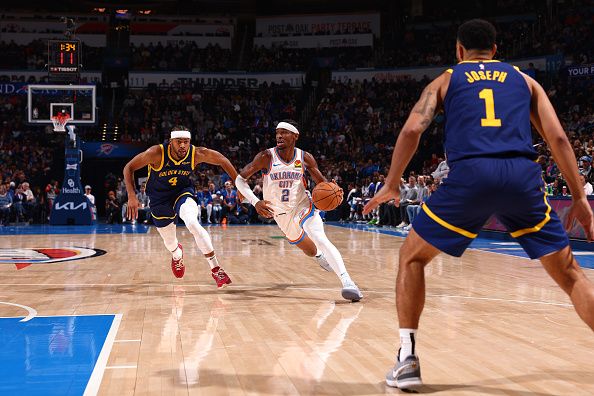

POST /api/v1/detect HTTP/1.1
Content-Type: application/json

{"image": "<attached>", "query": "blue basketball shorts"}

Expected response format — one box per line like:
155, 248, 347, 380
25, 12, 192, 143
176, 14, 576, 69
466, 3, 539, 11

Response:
413, 157, 569, 259
149, 187, 196, 228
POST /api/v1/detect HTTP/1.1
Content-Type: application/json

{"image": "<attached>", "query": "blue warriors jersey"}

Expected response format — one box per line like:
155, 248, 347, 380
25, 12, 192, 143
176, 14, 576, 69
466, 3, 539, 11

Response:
443, 60, 537, 163
146, 142, 196, 207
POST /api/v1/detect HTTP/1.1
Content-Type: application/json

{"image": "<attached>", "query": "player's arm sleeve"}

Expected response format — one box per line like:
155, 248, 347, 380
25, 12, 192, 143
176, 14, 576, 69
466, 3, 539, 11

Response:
235, 176, 260, 206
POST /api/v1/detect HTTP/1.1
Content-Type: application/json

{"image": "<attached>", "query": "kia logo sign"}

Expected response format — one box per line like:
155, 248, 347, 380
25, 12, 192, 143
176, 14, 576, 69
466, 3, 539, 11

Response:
55, 202, 87, 210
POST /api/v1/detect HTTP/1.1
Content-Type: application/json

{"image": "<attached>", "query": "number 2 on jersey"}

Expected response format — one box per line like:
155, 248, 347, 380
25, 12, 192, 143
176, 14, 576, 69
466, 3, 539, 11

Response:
281, 189, 289, 202
478, 88, 502, 127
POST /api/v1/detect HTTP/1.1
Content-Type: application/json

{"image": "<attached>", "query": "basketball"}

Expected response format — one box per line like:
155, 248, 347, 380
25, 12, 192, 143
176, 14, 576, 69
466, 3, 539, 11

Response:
312, 182, 343, 211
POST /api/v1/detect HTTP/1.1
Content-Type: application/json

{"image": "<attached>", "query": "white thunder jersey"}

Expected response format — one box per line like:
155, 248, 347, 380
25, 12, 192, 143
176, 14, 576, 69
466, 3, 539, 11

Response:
263, 147, 314, 243
263, 147, 310, 213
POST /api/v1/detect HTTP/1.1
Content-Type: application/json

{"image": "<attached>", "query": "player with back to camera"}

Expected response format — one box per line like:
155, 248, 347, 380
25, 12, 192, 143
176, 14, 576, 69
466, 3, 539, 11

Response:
235, 120, 363, 302
124, 125, 240, 287
364, 19, 594, 390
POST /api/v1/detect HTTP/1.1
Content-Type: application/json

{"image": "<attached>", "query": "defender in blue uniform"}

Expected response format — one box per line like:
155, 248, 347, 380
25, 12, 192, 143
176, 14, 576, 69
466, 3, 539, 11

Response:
364, 19, 594, 390
124, 126, 240, 287
145, 141, 198, 227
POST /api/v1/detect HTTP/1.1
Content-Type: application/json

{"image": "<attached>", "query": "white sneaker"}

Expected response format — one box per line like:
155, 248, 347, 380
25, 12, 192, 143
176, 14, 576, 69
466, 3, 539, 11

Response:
341, 279, 363, 302
397, 222, 406, 228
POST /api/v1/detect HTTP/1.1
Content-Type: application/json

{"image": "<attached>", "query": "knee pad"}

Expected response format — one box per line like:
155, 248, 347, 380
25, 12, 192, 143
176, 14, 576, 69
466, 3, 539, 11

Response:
179, 200, 214, 254
156, 222, 178, 252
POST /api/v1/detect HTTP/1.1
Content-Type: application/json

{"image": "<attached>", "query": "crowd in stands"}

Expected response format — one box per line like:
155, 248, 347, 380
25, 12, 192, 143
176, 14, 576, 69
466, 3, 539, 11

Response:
2, 70, 593, 226
247, 46, 375, 72
0, 4, 590, 74
307, 78, 442, 184
130, 43, 231, 72
376, 18, 541, 69
0, 95, 63, 225
117, 84, 299, 165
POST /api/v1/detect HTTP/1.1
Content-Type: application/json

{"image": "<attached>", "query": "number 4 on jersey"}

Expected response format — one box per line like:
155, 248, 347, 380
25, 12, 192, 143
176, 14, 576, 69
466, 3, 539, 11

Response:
168, 177, 178, 186
479, 88, 502, 127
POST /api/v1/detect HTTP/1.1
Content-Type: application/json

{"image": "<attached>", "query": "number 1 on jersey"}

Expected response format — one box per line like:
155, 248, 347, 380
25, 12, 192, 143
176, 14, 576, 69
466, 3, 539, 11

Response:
479, 88, 502, 127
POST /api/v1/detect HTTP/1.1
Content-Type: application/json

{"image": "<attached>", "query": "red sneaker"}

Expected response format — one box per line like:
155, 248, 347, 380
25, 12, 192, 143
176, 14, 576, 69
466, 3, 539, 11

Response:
171, 243, 185, 278
211, 266, 232, 288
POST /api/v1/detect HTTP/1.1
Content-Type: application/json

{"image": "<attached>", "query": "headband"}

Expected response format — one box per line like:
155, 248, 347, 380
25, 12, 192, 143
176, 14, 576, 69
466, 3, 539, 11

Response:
170, 130, 191, 139
276, 122, 299, 135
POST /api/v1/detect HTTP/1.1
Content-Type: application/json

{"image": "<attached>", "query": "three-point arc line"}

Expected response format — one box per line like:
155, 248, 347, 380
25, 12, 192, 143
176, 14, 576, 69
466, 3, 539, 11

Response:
0, 301, 38, 322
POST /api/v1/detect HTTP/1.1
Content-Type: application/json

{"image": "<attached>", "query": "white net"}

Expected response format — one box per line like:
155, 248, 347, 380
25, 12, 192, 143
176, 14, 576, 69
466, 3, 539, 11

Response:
51, 114, 71, 132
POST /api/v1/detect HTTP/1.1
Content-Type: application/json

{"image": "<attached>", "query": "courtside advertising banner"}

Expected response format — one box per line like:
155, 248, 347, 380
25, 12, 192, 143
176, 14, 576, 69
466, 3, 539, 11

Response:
567, 64, 594, 77
483, 198, 594, 240
256, 13, 380, 36
0, 71, 304, 89
254, 34, 373, 49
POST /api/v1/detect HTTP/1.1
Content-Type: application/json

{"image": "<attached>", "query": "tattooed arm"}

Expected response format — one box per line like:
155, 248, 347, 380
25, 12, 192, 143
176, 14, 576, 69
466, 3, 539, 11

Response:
362, 72, 450, 214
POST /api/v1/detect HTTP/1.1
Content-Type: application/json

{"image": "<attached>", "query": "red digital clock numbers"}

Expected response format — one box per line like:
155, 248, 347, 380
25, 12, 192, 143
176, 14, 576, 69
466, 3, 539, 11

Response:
48, 40, 81, 79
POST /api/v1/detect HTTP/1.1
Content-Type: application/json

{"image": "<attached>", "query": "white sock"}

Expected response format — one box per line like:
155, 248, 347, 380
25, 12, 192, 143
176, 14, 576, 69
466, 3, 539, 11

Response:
399, 328, 417, 361
339, 272, 353, 287
303, 214, 349, 278
171, 245, 182, 260
207, 255, 220, 270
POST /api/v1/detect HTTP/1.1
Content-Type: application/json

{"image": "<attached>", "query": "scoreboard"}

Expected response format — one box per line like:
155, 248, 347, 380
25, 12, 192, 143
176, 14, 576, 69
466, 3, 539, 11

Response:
48, 39, 81, 80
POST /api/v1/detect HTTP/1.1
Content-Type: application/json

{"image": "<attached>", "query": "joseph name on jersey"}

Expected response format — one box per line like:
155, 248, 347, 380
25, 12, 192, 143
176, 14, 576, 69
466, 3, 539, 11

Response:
263, 147, 309, 211
443, 60, 536, 163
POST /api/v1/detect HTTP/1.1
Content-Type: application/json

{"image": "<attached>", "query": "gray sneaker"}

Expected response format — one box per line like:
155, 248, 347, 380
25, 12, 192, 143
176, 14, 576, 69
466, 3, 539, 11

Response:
341, 280, 363, 302
316, 254, 332, 272
386, 355, 422, 389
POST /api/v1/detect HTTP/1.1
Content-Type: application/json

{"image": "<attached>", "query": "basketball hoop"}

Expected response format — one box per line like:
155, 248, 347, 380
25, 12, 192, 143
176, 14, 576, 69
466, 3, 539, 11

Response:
51, 113, 72, 132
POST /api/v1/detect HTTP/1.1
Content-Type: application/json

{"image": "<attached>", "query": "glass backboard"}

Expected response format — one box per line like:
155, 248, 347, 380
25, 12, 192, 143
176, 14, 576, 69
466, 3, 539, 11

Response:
27, 84, 96, 125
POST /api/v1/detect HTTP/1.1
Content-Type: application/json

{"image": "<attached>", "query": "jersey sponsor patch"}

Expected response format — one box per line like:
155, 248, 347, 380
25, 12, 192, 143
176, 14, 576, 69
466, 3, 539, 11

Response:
294, 160, 302, 168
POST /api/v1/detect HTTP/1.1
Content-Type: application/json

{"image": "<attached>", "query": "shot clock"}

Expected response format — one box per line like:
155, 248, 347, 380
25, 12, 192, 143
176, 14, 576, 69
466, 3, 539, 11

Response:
48, 39, 81, 80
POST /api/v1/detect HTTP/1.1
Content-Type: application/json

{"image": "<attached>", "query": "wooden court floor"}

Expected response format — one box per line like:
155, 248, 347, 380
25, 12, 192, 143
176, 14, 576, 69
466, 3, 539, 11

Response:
1, 224, 593, 395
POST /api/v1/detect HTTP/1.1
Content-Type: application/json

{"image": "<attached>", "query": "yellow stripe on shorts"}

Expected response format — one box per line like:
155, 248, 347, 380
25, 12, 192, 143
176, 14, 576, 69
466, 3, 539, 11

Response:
422, 204, 478, 239
510, 192, 551, 238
